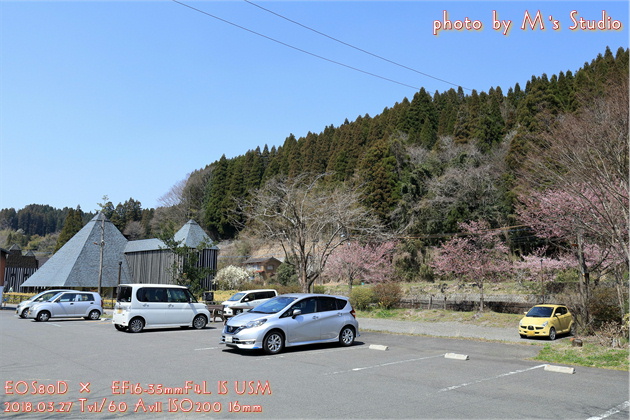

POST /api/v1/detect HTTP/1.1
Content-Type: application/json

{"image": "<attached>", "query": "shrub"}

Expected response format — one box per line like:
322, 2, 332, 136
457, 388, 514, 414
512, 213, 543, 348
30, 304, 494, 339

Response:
589, 286, 624, 328
373, 282, 402, 309
350, 287, 376, 310
276, 262, 298, 286
313, 285, 326, 294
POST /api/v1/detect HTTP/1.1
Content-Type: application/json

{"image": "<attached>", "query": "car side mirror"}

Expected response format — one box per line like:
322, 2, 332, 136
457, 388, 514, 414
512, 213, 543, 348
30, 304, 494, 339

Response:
292, 308, 302, 318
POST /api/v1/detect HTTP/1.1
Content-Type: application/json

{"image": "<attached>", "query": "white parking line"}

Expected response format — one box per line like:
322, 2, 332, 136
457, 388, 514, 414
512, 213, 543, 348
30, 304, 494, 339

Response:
586, 401, 630, 420
194, 347, 219, 351
438, 364, 547, 393
327, 354, 445, 375
257, 345, 364, 361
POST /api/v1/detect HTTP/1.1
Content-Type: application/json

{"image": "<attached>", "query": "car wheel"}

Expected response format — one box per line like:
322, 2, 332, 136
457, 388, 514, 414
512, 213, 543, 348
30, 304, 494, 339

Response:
128, 318, 145, 333
36, 311, 51, 322
570, 323, 576, 336
263, 331, 284, 355
548, 327, 556, 341
193, 315, 207, 329
86, 310, 101, 320
20, 308, 29, 319
114, 324, 127, 331
339, 326, 356, 347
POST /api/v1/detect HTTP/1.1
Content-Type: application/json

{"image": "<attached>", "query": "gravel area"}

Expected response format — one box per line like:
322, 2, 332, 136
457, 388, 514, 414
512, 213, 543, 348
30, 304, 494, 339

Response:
359, 318, 523, 343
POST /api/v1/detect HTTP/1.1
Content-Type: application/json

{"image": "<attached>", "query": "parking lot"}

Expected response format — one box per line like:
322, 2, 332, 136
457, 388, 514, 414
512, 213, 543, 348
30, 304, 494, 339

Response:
1, 309, 628, 419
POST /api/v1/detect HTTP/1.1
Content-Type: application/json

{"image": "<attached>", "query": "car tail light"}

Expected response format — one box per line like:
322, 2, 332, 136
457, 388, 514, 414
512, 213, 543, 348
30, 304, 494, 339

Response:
350, 308, 356, 318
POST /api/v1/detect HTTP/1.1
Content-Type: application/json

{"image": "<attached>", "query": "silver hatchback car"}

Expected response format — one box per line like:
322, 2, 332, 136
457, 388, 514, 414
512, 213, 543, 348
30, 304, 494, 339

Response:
16, 289, 75, 319
221, 293, 359, 355
27, 291, 103, 322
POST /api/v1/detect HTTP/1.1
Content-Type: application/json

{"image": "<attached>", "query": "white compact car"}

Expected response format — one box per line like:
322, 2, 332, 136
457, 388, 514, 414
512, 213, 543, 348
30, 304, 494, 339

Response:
222, 289, 278, 316
112, 284, 210, 333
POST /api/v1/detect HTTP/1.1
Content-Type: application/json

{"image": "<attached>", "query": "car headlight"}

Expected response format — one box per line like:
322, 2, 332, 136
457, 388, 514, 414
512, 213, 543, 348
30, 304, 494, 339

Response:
244, 319, 267, 329
542, 321, 548, 327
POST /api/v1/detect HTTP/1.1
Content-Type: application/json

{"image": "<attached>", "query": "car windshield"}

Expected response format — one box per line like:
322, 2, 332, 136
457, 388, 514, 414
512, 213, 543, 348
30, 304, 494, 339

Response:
43, 293, 64, 302
249, 296, 297, 314
526, 306, 554, 318
227, 292, 246, 302
33, 292, 58, 302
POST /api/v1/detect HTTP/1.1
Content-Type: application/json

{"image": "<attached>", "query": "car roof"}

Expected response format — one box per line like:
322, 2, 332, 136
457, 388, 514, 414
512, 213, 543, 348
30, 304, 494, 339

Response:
532, 304, 566, 308
278, 293, 348, 299
118, 283, 187, 289
36, 289, 75, 294
237, 289, 277, 293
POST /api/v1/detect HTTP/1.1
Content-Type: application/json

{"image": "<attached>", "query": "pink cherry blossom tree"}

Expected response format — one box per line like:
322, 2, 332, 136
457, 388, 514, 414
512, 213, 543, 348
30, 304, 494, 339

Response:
517, 81, 628, 325
324, 241, 397, 293
431, 220, 510, 311
517, 186, 628, 324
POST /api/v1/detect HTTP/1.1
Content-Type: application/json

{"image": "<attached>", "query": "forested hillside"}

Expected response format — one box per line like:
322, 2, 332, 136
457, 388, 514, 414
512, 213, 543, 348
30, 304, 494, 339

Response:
172, 46, 627, 242
1, 47, 627, 251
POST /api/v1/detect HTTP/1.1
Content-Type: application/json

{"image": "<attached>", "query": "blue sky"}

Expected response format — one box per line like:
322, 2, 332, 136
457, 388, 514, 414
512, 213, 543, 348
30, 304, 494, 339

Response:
1, 1, 627, 212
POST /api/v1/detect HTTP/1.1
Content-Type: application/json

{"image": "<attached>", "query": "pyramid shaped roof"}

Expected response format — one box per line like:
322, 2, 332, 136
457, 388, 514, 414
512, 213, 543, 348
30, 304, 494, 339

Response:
174, 220, 216, 249
123, 219, 216, 253
21, 213, 132, 288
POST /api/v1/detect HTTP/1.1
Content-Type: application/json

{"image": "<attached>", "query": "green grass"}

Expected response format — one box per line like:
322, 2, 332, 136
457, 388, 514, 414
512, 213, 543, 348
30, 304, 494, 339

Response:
356, 308, 522, 329
357, 307, 629, 371
534, 341, 629, 371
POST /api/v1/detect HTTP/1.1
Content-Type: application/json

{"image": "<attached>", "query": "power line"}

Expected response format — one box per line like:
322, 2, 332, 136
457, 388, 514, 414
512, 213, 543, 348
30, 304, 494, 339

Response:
243, 0, 470, 92
170, 0, 425, 91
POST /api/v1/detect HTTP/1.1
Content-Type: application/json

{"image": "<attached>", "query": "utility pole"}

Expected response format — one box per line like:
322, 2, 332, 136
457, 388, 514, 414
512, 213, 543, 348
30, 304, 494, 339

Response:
98, 214, 105, 296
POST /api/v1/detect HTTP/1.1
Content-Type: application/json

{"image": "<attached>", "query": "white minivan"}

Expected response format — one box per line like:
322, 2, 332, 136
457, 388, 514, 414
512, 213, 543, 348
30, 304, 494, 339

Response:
112, 284, 210, 333
222, 289, 278, 316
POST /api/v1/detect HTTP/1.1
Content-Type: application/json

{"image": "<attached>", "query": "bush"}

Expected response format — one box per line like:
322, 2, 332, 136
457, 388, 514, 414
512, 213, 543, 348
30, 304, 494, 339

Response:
589, 286, 624, 328
313, 285, 326, 294
276, 263, 298, 286
350, 287, 376, 310
373, 282, 402, 309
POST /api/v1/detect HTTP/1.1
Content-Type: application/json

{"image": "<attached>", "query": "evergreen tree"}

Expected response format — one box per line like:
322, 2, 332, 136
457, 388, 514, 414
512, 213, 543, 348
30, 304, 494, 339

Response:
54, 208, 84, 252
358, 140, 400, 223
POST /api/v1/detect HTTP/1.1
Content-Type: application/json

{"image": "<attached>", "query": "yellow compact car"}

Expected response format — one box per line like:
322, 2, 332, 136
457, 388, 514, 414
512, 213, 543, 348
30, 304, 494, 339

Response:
519, 304, 575, 340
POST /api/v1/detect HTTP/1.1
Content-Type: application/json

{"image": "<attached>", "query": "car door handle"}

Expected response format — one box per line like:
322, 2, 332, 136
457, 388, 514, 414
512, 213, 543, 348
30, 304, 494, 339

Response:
312, 315, 319, 320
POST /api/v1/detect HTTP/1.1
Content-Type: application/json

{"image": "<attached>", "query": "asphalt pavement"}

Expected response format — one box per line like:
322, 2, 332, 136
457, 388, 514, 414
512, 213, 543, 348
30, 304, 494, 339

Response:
359, 318, 522, 342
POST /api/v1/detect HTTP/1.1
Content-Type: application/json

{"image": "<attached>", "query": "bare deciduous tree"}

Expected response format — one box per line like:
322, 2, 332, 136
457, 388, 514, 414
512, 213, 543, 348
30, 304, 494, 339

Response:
518, 80, 629, 326
238, 173, 386, 293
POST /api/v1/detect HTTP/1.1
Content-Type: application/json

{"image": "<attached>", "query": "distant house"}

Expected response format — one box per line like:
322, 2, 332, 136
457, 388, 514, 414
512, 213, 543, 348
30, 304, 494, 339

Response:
0, 247, 8, 297
19, 214, 218, 295
4, 244, 39, 292
243, 256, 282, 281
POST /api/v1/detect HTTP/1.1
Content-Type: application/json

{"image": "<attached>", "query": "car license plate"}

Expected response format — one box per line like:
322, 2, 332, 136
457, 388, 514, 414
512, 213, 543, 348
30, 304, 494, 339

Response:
225, 335, 233, 343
